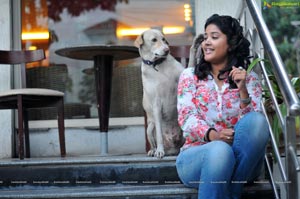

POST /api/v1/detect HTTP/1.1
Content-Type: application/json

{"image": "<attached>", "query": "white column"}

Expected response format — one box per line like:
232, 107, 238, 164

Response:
195, 0, 261, 34
194, 0, 245, 34
194, 0, 261, 44
194, 0, 262, 67
0, 0, 13, 158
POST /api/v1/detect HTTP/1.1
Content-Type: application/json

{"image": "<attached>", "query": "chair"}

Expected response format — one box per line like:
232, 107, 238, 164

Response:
26, 64, 91, 120
170, 45, 191, 68
0, 49, 66, 159
144, 45, 191, 152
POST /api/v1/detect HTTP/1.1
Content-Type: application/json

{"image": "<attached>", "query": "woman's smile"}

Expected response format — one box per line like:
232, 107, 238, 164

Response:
202, 24, 229, 65
203, 47, 214, 55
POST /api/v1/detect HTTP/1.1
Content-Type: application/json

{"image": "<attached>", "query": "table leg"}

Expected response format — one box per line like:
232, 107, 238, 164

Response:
94, 55, 113, 155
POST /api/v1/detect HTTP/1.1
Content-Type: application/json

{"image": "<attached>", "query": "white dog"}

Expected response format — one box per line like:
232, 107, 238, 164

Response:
134, 29, 185, 158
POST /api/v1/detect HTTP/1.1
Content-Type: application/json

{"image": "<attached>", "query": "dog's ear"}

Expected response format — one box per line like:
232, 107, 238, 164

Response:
161, 31, 169, 45
134, 33, 144, 48
165, 38, 169, 45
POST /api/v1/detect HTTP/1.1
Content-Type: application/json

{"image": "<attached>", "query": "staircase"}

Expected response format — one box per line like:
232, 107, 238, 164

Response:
0, 154, 277, 198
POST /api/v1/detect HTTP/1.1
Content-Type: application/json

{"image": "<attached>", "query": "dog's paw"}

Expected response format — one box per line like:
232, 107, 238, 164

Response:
155, 150, 165, 159
155, 146, 165, 159
147, 149, 156, 157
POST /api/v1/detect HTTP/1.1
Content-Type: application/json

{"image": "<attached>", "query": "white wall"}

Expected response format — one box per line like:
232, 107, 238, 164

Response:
0, 0, 13, 158
194, 0, 242, 34
194, 0, 262, 57
28, 126, 146, 157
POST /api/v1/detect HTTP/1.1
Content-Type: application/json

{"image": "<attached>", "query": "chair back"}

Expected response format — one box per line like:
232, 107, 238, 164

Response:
169, 45, 191, 68
0, 49, 45, 64
0, 49, 45, 88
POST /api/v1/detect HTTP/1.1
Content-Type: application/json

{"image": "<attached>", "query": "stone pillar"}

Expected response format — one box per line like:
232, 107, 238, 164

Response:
194, 0, 241, 34
194, 0, 260, 34
0, 0, 14, 158
193, 0, 262, 68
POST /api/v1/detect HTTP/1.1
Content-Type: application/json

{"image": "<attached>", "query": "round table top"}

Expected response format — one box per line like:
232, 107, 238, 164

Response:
55, 45, 140, 61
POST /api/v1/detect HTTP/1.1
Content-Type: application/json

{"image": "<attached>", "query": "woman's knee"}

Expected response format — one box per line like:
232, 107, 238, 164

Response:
176, 142, 235, 185
205, 141, 236, 174
239, 112, 269, 140
234, 112, 270, 155
207, 141, 234, 159
244, 112, 266, 124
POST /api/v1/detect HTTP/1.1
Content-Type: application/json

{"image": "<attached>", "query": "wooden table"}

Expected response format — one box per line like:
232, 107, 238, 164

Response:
55, 45, 140, 155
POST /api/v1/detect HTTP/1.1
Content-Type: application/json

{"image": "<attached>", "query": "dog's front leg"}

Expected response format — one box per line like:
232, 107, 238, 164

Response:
153, 102, 164, 158
146, 122, 156, 156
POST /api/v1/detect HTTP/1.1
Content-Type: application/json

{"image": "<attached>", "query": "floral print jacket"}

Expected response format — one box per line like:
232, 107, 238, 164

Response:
177, 67, 262, 150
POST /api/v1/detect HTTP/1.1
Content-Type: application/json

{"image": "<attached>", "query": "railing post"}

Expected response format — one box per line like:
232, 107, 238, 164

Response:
285, 116, 299, 199
245, 0, 300, 116
244, 1, 300, 199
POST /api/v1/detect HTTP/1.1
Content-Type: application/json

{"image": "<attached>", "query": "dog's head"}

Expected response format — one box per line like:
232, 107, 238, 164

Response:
134, 29, 170, 61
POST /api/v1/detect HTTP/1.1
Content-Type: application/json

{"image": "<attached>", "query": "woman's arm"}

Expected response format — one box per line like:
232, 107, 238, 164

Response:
239, 71, 263, 115
177, 68, 211, 143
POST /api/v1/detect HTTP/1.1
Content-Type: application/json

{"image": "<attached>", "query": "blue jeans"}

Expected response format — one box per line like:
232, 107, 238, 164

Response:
176, 112, 270, 199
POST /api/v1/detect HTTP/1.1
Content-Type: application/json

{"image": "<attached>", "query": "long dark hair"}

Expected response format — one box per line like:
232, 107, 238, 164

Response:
194, 14, 251, 88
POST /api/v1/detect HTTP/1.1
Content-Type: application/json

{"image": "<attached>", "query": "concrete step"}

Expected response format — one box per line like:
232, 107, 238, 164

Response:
0, 154, 178, 187
0, 184, 197, 199
0, 183, 276, 199
0, 154, 277, 199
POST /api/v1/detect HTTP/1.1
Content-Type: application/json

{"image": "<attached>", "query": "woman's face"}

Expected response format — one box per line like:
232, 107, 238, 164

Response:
202, 24, 229, 66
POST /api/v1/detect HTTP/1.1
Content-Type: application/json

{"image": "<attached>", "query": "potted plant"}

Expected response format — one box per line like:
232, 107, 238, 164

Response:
248, 58, 300, 153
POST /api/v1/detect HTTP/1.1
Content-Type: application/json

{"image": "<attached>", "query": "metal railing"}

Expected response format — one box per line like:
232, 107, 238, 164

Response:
237, 0, 300, 198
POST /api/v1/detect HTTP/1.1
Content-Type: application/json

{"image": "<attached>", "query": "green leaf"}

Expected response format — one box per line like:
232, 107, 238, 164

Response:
247, 58, 264, 73
291, 77, 300, 93
296, 116, 300, 134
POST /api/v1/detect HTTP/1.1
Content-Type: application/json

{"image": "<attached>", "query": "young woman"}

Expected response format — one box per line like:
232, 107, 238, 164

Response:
176, 14, 270, 199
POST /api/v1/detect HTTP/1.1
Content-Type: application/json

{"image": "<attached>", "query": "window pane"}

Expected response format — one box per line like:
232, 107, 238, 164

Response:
21, 0, 195, 120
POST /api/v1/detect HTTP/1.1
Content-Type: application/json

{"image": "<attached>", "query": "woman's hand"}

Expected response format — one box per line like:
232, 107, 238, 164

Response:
218, 128, 235, 144
229, 66, 247, 90
229, 66, 250, 108
209, 128, 235, 144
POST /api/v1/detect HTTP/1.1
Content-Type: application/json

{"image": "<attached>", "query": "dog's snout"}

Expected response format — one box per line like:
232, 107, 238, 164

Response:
153, 42, 170, 57
164, 47, 170, 54
162, 44, 170, 54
